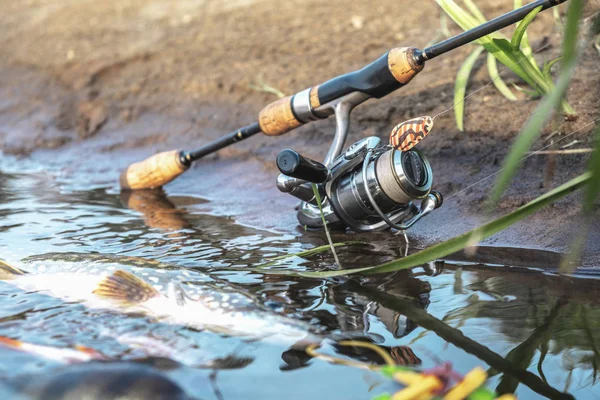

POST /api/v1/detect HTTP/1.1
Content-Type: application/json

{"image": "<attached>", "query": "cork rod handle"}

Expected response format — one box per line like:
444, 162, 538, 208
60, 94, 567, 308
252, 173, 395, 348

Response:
120, 150, 189, 190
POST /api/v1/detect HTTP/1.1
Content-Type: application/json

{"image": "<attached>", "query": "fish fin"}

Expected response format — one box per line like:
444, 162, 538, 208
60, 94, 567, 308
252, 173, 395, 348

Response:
0, 335, 23, 349
0, 259, 26, 280
93, 270, 159, 304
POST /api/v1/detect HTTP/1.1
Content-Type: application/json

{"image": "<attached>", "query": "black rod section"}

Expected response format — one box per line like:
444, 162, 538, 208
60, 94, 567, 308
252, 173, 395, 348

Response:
417, 0, 567, 63
183, 122, 261, 164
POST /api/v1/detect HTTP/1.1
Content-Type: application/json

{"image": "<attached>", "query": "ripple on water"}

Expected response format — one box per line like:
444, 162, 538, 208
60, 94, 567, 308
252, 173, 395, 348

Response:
0, 158, 599, 399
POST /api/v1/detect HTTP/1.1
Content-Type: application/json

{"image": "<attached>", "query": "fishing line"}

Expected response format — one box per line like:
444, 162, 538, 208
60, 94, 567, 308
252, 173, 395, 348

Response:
445, 116, 600, 200
432, 42, 553, 121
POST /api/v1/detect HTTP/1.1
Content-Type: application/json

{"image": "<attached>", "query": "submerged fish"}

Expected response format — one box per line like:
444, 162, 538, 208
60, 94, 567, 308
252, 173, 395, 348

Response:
0, 259, 319, 346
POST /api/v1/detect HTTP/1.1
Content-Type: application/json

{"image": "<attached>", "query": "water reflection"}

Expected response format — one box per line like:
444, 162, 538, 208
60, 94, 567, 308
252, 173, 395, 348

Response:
0, 164, 599, 399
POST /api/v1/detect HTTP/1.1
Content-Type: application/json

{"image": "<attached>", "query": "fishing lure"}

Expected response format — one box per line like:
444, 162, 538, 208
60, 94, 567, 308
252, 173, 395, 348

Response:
389, 116, 434, 152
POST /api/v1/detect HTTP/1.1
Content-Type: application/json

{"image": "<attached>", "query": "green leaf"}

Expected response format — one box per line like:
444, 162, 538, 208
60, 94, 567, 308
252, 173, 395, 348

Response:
583, 124, 600, 216
462, 0, 487, 24
247, 173, 590, 278
493, 38, 517, 57
561, 0, 583, 65
454, 46, 485, 131
312, 183, 341, 268
488, 67, 575, 208
252, 241, 367, 269
511, 6, 543, 51
560, 122, 600, 271
488, 0, 582, 209
542, 57, 562, 82
512, 83, 539, 98
436, 0, 483, 31
487, 53, 517, 101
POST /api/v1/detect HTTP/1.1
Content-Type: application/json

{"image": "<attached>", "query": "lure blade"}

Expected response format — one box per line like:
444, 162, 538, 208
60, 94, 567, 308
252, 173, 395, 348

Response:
389, 116, 434, 152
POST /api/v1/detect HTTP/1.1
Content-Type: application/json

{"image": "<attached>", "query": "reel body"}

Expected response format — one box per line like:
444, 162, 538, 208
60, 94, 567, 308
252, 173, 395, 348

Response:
275, 92, 443, 233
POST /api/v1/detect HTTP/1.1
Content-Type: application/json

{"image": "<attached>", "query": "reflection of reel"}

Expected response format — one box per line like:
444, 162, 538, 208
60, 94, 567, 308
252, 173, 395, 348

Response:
329, 269, 433, 339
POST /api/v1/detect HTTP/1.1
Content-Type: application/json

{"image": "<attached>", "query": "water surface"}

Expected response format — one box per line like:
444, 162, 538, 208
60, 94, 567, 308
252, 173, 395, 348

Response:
0, 157, 598, 399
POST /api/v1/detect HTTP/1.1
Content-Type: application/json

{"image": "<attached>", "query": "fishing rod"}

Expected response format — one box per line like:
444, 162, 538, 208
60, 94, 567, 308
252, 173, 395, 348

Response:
120, 0, 567, 233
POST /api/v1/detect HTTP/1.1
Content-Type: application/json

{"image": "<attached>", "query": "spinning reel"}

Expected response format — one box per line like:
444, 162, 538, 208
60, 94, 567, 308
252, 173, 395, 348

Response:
275, 92, 443, 232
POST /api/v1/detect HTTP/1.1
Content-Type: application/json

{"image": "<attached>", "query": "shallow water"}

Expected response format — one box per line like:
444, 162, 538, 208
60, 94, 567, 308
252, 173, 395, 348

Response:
0, 157, 599, 400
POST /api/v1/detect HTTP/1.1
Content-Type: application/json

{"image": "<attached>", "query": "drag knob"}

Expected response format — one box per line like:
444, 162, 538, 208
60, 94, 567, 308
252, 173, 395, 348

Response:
276, 149, 329, 183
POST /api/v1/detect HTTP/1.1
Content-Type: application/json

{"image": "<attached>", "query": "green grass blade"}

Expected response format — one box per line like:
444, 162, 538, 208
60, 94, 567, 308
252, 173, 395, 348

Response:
583, 124, 600, 216
488, 69, 574, 207
561, 0, 583, 64
512, 83, 539, 97
436, 0, 486, 31
455, 46, 485, 131
252, 241, 367, 269
542, 57, 562, 81
487, 53, 517, 101
512, 4, 544, 75
511, 6, 543, 51
488, 0, 583, 208
312, 183, 341, 268
288, 173, 591, 278
560, 122, 600, 271
462, 0, 487, 24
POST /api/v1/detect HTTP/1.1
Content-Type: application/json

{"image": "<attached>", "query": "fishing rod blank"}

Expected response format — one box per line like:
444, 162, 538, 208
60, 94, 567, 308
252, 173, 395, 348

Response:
120, 0, 567, 191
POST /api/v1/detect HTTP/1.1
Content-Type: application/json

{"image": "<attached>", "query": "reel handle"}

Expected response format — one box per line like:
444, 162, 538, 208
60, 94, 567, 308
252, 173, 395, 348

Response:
276, 149, 329, 184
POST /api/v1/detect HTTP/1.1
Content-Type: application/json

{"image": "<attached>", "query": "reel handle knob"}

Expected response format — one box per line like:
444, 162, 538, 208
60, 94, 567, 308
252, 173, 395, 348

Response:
276, 149, 329, 184
430, 190, 443, 208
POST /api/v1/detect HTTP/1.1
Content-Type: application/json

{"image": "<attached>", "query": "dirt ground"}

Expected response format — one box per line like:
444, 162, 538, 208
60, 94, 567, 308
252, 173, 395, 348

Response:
0, 0, 599, 267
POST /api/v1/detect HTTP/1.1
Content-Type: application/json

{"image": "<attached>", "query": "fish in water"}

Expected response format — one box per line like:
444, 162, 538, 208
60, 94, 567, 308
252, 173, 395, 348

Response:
0, 259, 319, 346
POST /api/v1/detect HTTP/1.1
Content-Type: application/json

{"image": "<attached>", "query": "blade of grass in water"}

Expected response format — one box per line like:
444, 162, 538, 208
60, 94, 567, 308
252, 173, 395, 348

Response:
268, 241, 366, 261
251, 241, 367, 269
312, 183, 341, 268
246, 173, 591, 277
487, 53, 517, 101
488, 0, 583, 209
455, 46, 484, 131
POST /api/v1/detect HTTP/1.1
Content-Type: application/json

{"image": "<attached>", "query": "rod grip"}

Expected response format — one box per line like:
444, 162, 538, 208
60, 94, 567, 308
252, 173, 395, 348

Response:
120, 150, 189, 190
258, 96, 303, 136
387, 47, 424, 85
